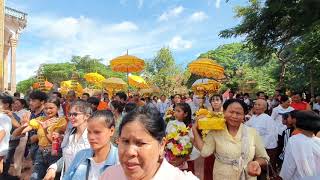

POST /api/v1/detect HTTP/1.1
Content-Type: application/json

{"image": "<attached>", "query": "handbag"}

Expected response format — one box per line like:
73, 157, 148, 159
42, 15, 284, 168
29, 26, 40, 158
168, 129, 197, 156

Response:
265, 159, 282, 180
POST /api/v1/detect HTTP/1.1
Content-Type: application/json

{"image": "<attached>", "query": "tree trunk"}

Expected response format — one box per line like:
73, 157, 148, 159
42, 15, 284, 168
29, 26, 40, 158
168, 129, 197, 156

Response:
278, 59, 286, 89
310, 66, 315, 97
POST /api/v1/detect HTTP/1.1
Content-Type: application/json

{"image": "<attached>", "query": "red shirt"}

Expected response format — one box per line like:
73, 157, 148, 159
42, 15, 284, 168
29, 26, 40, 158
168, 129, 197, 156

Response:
291, 101, 308, 110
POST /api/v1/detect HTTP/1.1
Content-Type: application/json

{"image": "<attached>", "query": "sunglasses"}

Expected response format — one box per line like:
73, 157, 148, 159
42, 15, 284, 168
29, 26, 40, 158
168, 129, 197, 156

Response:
68, 112, 84, 117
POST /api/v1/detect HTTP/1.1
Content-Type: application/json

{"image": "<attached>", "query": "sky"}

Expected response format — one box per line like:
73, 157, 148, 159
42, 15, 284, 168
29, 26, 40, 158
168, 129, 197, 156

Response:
6, 0, 248, 82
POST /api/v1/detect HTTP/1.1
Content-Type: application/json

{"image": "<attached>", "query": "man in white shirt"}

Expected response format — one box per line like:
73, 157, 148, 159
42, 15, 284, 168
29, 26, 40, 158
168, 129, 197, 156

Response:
157, 95, 169, 118
0, 97, 13, 173
246, 99, 278, 172
271, 95, 294, 135
313, 96, 320, 112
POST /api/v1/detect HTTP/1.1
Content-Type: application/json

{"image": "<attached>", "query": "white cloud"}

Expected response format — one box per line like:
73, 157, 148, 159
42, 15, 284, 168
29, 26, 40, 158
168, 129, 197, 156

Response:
158, 6, 184, 21
189, 11, 208, 22
107, 21, 139, 32
215, 0, 221, 8
168, 36, 192, 50
16, 15, 153, 82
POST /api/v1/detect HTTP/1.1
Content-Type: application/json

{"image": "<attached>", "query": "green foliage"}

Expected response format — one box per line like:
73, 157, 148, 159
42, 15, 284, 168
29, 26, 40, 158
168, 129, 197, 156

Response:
145, 47, 185, 95
199, 43, 254, 79
17, 78, 36, 94
42, 63, 75, 84
220, 0, 320, 94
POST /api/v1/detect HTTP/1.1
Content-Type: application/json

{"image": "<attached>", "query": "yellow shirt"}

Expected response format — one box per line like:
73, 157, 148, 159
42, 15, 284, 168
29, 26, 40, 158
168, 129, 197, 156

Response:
201, 123, 269, 180
29, 116, 67, 147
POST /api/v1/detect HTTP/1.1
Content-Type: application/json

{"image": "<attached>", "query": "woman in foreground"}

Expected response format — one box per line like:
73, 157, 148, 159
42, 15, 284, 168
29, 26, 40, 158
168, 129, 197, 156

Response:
100, 106, 198, 180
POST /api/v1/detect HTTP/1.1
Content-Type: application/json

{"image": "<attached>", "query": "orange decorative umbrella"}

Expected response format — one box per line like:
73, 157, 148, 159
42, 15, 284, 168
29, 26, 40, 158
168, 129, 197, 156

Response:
128, 75, 149, 89
110, 52, 145, 73
188, 58, 225, 80
33, 81, 53, 91
110, 51, 145, 94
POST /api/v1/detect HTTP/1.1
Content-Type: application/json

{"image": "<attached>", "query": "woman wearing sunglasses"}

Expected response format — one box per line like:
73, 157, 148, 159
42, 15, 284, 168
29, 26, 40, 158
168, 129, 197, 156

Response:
44, 100, 92, 180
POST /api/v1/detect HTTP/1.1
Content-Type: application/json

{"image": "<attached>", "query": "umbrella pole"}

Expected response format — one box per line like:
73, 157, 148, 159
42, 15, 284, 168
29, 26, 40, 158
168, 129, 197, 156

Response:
127, 69, 129, 96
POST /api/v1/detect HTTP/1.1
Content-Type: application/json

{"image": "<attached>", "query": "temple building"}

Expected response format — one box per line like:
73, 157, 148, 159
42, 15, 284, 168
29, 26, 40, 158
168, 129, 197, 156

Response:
0, 2, 27, 92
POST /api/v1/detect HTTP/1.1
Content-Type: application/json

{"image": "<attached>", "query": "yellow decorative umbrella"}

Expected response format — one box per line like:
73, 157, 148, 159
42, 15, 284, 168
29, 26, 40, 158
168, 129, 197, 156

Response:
84, 72, 105, 85
110, 51, 145, 94
102, 77, 127, 90
191, 79, 220, 95
110, 51, 145, 73
60, 80, 83, 96
188, 58, 225, 80
140, 86, 160, 94
128, 75, 149, 89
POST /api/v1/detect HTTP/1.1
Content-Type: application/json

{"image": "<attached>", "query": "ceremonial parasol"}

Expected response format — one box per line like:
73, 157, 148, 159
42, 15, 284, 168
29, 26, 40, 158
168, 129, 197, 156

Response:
33, 81, 53, 91
128, 74, 149, 89
60, 80, 83, 96
140, 86, 160, 94
188, 58, 225, 80
192, 79, 220, 95
102, 77, 127, 90
110, 51, 145, 94
84, 72, 105, 85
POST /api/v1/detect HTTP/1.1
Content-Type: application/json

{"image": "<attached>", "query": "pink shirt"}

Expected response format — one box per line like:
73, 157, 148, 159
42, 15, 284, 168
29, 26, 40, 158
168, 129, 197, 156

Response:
100, 159, 198, 180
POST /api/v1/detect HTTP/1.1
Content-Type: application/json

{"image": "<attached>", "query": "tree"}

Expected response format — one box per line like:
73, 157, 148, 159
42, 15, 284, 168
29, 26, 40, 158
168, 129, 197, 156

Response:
220, 0, 320, 87
145, 47, 184, 95
16, 78, 36, 94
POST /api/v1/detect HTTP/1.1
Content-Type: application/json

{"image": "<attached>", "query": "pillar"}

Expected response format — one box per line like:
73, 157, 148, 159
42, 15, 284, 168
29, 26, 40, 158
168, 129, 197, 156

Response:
10, 37, 17, 92
0, 0, 4, 91
3, 45, 9, 90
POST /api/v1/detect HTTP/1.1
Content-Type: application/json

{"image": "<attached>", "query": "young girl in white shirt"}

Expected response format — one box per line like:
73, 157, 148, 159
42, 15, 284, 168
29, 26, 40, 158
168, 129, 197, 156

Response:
166, 103, 195, 172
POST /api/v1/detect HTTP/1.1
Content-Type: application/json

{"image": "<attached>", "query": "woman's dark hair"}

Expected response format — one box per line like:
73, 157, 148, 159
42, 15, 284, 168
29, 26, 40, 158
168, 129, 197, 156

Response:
71, 99, 92, 115
174, 94, 182, 99
280, 95, 289, 103
15, 99, 27, 109
52, 92, 62, 99
124, 103, 137, 113
119, 106, 165, 143
223, 99, 248, 115
87, 97, 100, 106
46, 97, 61, 109
115, 92, 127, 101
175, 103, 192, 126
82, 93, 90, 97
1, 96, 13, 106
29, 90, 48, 102
210, 94, 223, 102
111, 101, 124, 113
88, 110, 115, 128
295, 110, 320, 132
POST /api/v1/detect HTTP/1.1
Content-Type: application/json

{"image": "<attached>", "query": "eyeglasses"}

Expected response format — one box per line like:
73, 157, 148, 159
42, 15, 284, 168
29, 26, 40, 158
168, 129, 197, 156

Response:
68, 112, 84, 117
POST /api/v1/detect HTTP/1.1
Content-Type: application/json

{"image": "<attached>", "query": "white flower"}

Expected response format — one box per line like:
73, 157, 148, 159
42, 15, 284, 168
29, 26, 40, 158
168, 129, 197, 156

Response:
166, 142, 174, 150
179, 135, 191, 146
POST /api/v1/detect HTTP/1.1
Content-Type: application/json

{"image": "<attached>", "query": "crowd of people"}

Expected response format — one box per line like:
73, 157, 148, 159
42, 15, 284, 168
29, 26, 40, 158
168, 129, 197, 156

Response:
0, 89, 318, 180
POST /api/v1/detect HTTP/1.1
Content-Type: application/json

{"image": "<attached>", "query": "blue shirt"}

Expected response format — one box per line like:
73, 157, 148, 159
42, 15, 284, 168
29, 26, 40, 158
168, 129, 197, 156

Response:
63, 144, 119, 180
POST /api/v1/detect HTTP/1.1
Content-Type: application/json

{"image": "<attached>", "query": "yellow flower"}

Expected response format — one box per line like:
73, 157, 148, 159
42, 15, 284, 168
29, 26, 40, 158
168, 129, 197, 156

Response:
172, 146, 181, 156
166, 132, 179, 140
